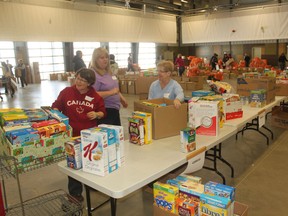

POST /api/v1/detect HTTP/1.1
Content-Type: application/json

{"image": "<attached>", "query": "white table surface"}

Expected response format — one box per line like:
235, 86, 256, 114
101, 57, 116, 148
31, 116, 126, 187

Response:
58, 125, 237, 199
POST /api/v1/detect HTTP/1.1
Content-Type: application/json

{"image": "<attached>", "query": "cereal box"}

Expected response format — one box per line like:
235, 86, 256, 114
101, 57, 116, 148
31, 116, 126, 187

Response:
95, 127, 118, 173
200, 193, 233, 216
128, 117, 144, 145
64, 137, 82, 170
204, 181, 235, 201
98, 124, 125, 167
153, 182, 179, 214
132, 111, 152, 144
180, 127, 196, 153
176, 197, 198, 216
179, 182, 204, 204
81, 128, 109, 176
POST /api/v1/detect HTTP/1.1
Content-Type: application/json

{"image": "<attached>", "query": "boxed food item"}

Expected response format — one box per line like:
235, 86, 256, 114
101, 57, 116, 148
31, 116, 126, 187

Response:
153, 182, 179, 214
153, 201, 248, 216
132, 111, 152, 144
81, 127, 118, 176
179, 181, 204, 203
64, 137, 82, 170
192, 90, 215, 97
222, 94, 243, 120
98, 124, 125, 167
134, 98, 188, 139
200, 193, 233, 216
250, 89, 266, 108
204, 181, 235, 201
7, 128, 40, 146
188, 100, 220, 136
128, 117, 145, 145
180, 127, 196, 153
176, 197, 198, 216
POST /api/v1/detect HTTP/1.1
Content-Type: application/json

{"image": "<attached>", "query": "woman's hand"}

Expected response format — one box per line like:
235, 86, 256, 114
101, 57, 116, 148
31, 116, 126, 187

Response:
121, 98, 128, 108
110, 88, 119, 96
87, 111, 103, 120
173, 99, 181, 109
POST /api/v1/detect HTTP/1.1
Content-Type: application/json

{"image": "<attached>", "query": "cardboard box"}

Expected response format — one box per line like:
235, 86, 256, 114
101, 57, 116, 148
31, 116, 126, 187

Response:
178, 81, 187, 90
135, 77, 157, 94
271, 106, 288, 129
186, 82, 202, 91
127, 79, 136, 94
153, 201, 248, 216
134, 98, 188, 139
275, 83, 288, 96
237, 77, 276, 95
119, 79, 128, 94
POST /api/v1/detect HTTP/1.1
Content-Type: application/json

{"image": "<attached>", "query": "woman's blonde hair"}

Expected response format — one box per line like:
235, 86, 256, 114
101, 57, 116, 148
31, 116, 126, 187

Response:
157, 60, 174, 73
90, 47, 111, 76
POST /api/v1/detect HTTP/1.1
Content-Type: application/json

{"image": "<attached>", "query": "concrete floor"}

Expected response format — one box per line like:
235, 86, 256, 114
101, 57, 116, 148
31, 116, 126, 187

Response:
1, 78, 288, 216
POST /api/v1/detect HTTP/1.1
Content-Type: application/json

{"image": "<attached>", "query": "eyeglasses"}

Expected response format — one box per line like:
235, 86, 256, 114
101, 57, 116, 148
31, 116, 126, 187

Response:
76, 77, 88, 83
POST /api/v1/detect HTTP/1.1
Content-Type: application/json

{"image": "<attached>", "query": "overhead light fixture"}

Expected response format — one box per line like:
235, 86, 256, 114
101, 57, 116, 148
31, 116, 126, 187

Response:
213, 6, 218, 11
181, 0, 188, 3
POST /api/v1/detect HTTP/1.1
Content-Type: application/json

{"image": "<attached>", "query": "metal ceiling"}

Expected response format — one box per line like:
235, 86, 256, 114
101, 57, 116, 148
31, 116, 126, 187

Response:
63, 0, 288, 16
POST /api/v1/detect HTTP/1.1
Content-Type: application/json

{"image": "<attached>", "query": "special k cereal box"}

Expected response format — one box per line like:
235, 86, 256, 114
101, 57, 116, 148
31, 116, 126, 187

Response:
132, 111, 152, 144
153, 182, 179, 214
98, 124, 125, 167
81, 128, 109, 176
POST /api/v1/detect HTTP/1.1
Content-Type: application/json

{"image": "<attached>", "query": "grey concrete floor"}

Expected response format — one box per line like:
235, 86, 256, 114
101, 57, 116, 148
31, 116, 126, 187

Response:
1, 78, 288, 216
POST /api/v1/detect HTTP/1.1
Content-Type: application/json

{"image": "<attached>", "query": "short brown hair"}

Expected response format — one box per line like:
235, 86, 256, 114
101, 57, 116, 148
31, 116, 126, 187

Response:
157, 60, 174, 73
76, 68, 96, 85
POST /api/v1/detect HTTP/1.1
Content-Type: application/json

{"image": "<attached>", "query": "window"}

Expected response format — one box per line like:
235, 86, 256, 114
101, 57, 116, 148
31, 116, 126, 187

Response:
138, 43, 156, 70
27, 42, 65, 80
73, 42, 101, 67
0, 41, 16, 76
109, 42, 131, 68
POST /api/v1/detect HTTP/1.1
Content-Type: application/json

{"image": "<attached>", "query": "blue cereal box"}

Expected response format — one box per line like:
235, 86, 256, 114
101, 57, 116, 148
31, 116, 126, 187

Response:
204, 181, 235, 201
65, 137, 82, 170
200, 193, 233, 216
98, 124, 125, 167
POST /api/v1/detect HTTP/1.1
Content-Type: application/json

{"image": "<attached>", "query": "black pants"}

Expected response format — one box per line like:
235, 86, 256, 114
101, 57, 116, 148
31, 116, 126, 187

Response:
98, 108, 121, 126
68, 176, 82, 197
178, 66, 185, 76
20, 71, 28, 87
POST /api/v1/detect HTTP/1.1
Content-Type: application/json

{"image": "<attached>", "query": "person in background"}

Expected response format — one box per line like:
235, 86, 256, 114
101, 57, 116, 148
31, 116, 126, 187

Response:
51, 68, 106, 202
222, 52, 229, 69
6, 60, 14, 76
127, 53, 134, 72
278, 53, 288, 71
210, 53, 218, 70
244, 53, 251, 67
174, 53, 185, 76
72, 50, 86, 72
90, 47, 128, 126
109, 54, 119, 76
16, 59, 27, 88
148, 60, 184, 109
